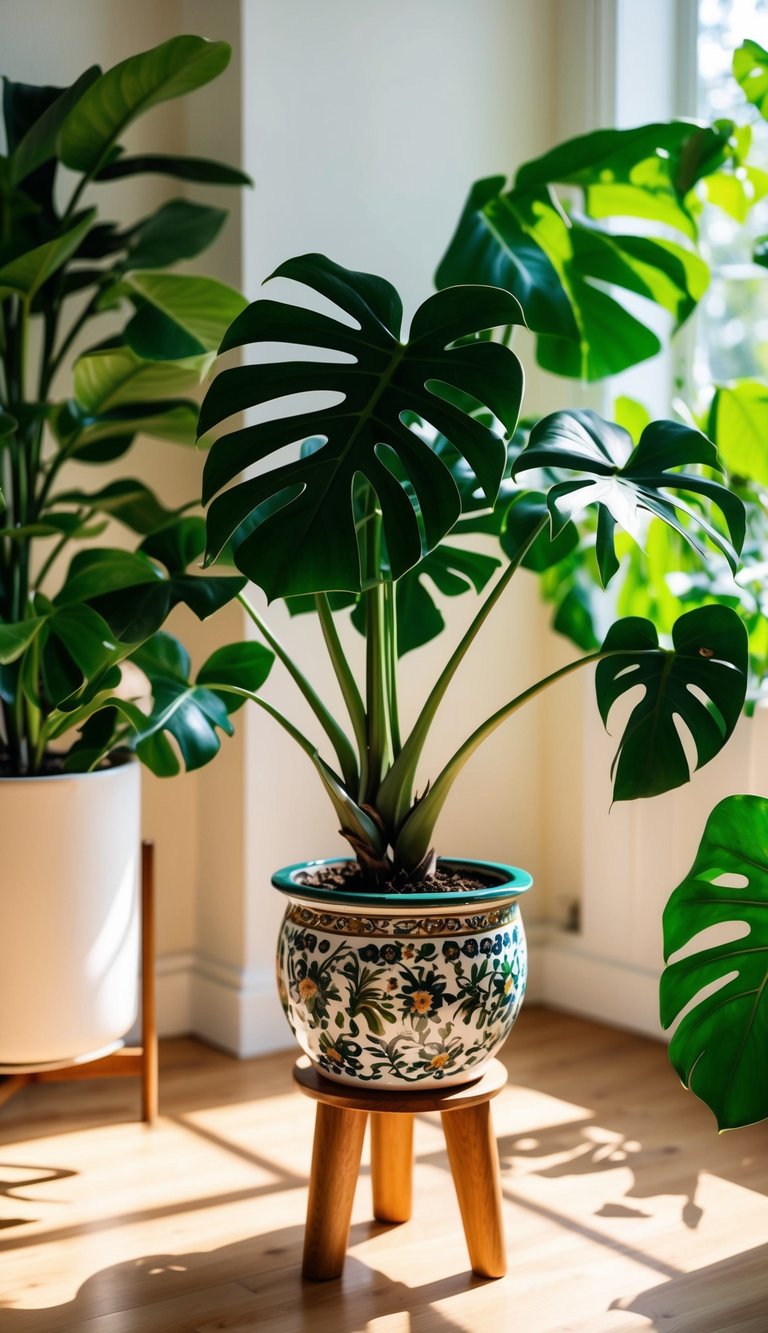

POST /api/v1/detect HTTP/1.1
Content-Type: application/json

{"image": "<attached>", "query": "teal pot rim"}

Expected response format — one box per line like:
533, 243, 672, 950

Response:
272, 856, 533, 909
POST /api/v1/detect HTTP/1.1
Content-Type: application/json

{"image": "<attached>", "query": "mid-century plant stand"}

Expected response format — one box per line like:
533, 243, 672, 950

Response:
0, 842, 158, 1123
293, 1055, 508, 1281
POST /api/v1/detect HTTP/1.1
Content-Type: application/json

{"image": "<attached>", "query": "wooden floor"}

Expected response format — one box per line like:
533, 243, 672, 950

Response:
0, 1008, 766, 1333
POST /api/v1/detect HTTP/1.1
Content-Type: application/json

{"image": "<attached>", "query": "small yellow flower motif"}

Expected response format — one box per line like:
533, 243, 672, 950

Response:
412, 990, 433, 1014
298, 977, 318, 1002
325, 1047, 342, 1063
403, 946, 415, 959
504, 975, 514, 995
429, 1052, 449, 1070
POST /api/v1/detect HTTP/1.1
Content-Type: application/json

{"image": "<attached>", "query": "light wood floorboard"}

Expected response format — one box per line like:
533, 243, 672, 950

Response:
1, 1007, 767, 1332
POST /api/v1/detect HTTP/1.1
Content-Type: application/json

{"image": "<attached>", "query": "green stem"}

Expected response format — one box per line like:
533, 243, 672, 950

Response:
34, 511, 90, 590
383, 579, 401, 756
376, 513, 548, 831
42, 288, 102, 398
314, 592, 367, 773
362, 495, 392, 805
395, 650, 604, 870
238, 591, 359, 791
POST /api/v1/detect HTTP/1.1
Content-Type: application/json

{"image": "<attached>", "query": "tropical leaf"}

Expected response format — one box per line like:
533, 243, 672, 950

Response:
707, 380, 768, 487
435, 121, 732, 380
0, 618, 46, 665
53, 399, 199, 454
200, 253, 525, 599
0, 210, 96, 300
95, 151, 251, 186
129, 631, 272, 774
595, 606, 748, 800
124, 199, 227, 270
119, 271, 247, 359
660, 794, 768, 1129
52, 479, 185, 534
8, 66, 99, 185
512, 410, 745, 586
73, 345, 208, 413
59, 36, 231, 174
733, 39, 768, 121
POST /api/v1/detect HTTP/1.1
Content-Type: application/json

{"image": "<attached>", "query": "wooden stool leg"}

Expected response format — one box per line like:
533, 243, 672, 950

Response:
441, 1102, 506, 1279
140, 842, 158, 1125
371, 1111, 413, 1223
302, 1104, 367, 1280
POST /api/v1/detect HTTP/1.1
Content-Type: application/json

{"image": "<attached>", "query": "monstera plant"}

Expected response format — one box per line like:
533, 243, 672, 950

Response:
196, 251, 750, 1091
0, 36, 274, 1070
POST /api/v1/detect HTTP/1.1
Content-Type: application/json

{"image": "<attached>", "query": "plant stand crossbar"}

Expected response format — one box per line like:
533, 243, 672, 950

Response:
293, 1055, 508, 1281
0, 842, 158, 1124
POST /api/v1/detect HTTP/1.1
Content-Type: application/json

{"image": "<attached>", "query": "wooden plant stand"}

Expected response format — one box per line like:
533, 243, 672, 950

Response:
0, 841, 158, 1124
293, 1055, 508, 1282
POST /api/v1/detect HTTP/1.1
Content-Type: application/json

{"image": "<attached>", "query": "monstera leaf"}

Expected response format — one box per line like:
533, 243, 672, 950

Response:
733, 39, 768, 120
595, 606, 748, 800
199, 253, 526, 599
512, 410, 745, 586
130, 632, 273, 775
661, 795, 768, 1129
435, 121, 735, 380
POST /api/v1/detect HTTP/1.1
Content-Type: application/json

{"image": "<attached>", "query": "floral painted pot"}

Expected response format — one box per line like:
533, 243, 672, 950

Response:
273, 857, 531, 1090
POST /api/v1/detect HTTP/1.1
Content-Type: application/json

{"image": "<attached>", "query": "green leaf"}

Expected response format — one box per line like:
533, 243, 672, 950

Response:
56, 548, 164, 605
120, 271, 247, 359
94, 151, 251, 186
708, 380, 768, 487
513, 411, 745, 585
130, 631, 238, 773
660, 794, 768, 1129
42, 604, 122, 706
0, 209, 96, 300
59, 35, 232, 174
55, 399, 199, 453
436, 122, 725, 380
53, 479, 184, 534
197, 641, 274, 713
0, 617, 46, 665
734, 39, 768, 121
9, 66, 99, 184
200, 253, 525, 599
595, 606, 748, 801
73, 345, 208, 413
124, 199, 227, 270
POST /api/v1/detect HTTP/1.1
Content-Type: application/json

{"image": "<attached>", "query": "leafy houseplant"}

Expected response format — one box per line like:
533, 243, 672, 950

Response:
199, 252, 749, 1088
0, 36, 275, 1067
656, 41, 768, 1133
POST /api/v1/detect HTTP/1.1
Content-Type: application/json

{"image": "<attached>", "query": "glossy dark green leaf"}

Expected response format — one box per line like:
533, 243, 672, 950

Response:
200, 253, 525, 599
660, 794, 768, 1129
130, 631, 239, 773
513, 411, 745, 585
197, 640, 274, 713
42, 604, 121, 705
59, 36, 232, 174
124, 199, 227, 270
53, 479, 183, 534
95, 151, 251, 186
9, 66, 99, 184
595, 606, 748, 801
0, 617, 46, 665
436, 122, 726, 380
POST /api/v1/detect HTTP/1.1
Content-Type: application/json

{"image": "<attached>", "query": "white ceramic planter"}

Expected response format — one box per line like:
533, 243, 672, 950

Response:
0, 761, 141, 1068
274, 857, 531, 1090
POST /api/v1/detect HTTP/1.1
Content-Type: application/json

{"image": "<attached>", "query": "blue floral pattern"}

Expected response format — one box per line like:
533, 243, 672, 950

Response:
277, 898, 527, 1088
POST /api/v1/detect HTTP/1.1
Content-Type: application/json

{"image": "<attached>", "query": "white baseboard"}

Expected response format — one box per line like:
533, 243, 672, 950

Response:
152, 927, 665, 1057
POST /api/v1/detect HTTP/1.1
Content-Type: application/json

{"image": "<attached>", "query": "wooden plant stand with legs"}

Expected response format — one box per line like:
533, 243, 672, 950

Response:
293, 1056, 508, 1281
0, 842, 158, 1123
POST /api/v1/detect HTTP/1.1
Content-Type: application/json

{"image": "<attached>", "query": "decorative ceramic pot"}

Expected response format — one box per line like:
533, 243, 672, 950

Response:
274, 857, 531, 1089
0, 760, 141, 1069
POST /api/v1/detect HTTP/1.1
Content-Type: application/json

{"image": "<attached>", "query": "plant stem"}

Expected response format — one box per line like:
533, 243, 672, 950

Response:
394, 649, 605, 869
238, 591, 359, 790
361, 490, 393, 806
376, 512, 549, 831
314, 592, 367, 774
383, 578, 401, 756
